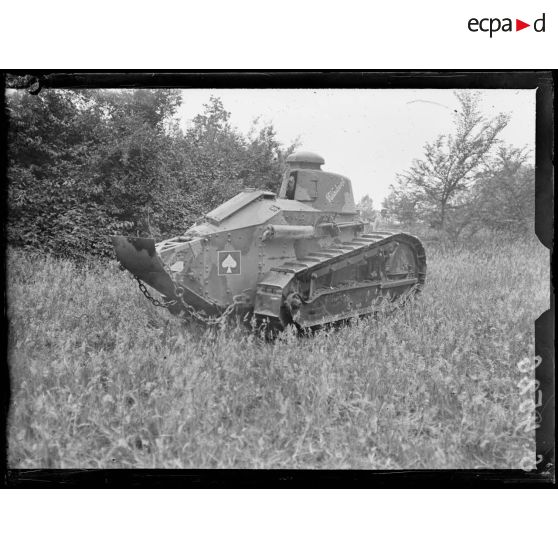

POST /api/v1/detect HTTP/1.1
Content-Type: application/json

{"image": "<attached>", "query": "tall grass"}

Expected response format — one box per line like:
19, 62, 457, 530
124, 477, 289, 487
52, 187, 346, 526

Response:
7, 236, 549, 468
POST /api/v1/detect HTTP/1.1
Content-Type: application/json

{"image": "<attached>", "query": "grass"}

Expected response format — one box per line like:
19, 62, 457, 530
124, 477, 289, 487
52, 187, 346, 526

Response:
6, 235, 549, 469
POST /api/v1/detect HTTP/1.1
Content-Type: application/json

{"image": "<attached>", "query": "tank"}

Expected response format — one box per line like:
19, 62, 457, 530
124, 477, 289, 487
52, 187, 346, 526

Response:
112, 151, 426, 331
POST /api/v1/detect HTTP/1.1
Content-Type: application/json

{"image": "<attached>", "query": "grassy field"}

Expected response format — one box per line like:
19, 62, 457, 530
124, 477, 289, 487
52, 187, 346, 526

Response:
6, 235, 549, 469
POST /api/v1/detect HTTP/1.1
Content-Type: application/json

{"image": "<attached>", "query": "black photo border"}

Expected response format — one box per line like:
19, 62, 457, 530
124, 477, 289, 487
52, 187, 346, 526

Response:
1, 70, 554, 488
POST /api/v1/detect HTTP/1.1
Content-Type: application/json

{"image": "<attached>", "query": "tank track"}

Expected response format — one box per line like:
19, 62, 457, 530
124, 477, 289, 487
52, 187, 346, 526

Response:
255, 231, 426, 330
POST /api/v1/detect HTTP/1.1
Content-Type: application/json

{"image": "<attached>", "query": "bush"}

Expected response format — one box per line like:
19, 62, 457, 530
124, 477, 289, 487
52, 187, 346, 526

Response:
7, 91, 294, 261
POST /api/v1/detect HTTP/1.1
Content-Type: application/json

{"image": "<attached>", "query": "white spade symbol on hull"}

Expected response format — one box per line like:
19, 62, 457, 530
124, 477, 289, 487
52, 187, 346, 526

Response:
222, 254, 238, 274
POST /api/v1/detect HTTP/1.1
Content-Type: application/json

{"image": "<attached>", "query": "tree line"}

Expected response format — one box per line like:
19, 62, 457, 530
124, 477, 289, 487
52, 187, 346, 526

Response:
7, 89, 295, 261
360, 92, 535, 240
7, 89, 533, 263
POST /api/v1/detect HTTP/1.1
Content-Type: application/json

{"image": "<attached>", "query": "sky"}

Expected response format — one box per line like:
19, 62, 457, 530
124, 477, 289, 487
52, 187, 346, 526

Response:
176, 89, 536, 206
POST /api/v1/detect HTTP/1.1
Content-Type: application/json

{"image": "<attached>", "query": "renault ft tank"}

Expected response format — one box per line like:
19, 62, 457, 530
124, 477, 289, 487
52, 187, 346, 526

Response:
112, 152, 426, 331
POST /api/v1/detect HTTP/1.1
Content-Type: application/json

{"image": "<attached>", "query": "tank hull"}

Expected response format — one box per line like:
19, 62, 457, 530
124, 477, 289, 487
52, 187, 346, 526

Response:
112, 151, 427, 330
112, 227, 426, 330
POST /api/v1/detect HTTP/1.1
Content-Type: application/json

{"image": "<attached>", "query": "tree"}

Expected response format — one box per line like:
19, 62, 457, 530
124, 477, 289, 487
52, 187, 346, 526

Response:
473, 146, 534, 234
356, 194, 375, 221
389, 92, 510, 236
383, 188, 419, 228
83, 90, 183, 230
7, 90, 297, 260
7, 89, 185, 258
242, 119, 296, 192
178, 97, 294, 212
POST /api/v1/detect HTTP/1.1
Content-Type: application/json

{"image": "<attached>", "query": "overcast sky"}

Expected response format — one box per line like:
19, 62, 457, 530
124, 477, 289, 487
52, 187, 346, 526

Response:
176, 89, 536, 206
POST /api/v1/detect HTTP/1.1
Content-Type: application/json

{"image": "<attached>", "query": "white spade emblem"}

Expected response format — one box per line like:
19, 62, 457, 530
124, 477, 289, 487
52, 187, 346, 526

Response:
218, 250, 241, 275
221, 253, 237, 274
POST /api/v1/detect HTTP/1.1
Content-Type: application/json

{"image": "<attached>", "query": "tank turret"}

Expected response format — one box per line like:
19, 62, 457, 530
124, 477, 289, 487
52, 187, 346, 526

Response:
279, 152, 357, 216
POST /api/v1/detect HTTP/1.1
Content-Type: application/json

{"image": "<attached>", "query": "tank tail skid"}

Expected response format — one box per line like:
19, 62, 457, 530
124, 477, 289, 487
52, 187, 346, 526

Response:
111, 236, 177, 298
111, 235, 219, 315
